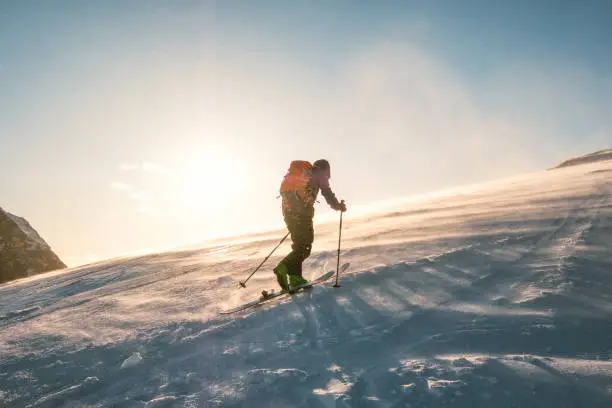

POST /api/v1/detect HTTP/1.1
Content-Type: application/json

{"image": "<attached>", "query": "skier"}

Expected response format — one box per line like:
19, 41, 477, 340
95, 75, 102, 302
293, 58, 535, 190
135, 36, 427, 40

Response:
273, 159, 346, 291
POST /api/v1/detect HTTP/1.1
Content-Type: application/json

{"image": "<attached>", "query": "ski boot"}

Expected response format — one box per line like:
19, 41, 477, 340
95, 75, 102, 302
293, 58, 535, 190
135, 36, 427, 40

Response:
289, 274, 312, 293
273, 263, 290, 291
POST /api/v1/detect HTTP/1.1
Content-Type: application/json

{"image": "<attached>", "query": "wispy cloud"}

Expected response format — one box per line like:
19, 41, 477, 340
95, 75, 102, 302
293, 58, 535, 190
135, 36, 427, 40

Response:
111, 161, 173, 218
118, 163, 139, 171
109, 177, 156, 217
141, 162, 167, 174
129, 190, 150, 201
110, 182, 132, 191
119, 161, 170, 174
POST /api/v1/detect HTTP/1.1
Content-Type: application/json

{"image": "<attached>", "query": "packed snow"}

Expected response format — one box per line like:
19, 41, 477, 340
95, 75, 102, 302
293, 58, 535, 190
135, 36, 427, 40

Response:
1, 159, 612, 407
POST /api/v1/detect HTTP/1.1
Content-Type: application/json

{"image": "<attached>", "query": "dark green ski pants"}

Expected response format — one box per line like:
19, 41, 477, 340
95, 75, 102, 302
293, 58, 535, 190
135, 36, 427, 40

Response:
280, 213, 314, 277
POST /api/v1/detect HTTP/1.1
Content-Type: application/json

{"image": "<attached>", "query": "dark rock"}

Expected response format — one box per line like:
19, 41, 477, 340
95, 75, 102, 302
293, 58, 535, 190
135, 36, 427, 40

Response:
0, 207, 65, 283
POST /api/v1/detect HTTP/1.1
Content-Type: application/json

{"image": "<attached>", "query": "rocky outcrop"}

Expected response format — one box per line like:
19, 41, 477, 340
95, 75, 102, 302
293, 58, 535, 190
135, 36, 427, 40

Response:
0, 208, 65, 284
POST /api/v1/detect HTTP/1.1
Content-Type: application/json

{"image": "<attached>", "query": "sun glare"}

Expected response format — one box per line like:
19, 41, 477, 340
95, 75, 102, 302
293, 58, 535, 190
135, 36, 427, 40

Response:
178, 149, 245, 212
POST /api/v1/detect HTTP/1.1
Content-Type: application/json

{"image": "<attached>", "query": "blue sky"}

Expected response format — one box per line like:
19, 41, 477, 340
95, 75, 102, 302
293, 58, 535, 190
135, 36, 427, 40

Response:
1, 1, 611, 266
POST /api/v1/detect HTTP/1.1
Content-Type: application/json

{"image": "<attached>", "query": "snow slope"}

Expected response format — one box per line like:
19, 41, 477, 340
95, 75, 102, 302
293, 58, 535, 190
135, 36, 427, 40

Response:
1, 159, 612, 407
554, 148, 612, 170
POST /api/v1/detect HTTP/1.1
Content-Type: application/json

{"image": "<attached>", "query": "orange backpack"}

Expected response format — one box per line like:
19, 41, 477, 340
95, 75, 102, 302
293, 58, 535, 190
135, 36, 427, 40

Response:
280, 160, 314, 204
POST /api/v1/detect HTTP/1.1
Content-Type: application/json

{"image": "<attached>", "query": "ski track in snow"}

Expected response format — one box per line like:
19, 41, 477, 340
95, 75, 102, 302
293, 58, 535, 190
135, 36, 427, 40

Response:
1, 161, 612, 407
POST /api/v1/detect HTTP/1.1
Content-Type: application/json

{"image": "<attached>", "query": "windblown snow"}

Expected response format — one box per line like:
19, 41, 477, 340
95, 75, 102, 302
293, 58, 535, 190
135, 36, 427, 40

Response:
1, 160, 612, 407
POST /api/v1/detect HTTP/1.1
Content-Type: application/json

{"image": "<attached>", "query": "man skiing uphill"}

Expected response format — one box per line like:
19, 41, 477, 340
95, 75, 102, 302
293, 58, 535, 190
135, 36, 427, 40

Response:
273, 159, 346, 291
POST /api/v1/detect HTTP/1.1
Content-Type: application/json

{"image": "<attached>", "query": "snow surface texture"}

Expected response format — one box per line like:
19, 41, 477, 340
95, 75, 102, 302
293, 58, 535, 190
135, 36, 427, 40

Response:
1, 160, 612, 407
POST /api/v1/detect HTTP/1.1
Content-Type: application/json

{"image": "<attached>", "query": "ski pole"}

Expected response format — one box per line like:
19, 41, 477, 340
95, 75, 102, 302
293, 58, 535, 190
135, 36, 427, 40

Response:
239, 232, 290, 288
333, 202, 345, 288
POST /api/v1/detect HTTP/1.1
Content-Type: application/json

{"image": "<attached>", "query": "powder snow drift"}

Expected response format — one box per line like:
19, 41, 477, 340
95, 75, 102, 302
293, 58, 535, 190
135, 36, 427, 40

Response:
1, 157, 612, 407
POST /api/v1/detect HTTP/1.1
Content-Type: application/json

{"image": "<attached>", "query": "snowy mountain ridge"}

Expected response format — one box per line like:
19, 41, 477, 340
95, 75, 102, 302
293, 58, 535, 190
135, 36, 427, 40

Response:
553, 148, 612, 169
1, 156, 612, 407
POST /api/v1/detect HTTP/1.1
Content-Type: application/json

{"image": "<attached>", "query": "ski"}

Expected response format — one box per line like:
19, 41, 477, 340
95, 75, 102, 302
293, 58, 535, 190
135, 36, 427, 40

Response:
220, 270, 335, 314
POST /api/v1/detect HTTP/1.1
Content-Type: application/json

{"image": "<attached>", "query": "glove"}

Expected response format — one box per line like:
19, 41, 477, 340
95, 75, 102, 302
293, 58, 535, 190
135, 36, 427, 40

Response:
337, 200, 347, 212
